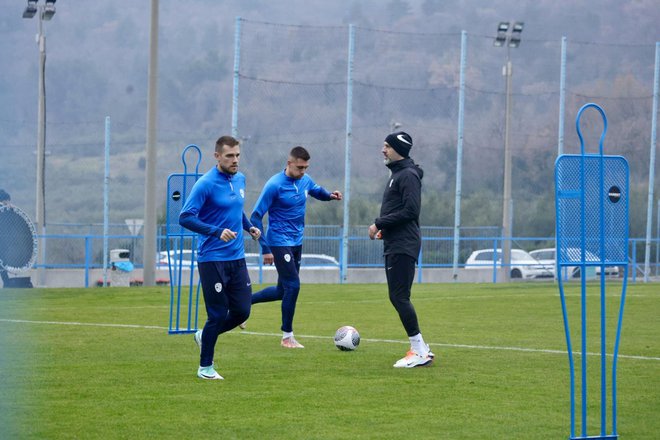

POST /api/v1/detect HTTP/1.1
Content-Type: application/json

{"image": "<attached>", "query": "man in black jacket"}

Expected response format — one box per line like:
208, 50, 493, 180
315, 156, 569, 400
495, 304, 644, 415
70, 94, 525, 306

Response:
368, 132, 434, 368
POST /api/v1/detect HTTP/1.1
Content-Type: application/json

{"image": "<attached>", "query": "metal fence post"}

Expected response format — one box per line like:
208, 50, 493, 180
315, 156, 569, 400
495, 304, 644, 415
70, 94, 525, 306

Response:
643, 42, 659, 282
232, 16, 242, 138
558, 36, 567, 156
452, 30, 467, 281
341, 24, 355, 283
103, 116, 110, 286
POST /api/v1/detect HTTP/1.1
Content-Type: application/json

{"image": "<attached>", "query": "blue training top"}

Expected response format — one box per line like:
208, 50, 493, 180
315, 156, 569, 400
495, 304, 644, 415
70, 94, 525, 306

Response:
250, 170, 331, 254
179, 167, 253, 262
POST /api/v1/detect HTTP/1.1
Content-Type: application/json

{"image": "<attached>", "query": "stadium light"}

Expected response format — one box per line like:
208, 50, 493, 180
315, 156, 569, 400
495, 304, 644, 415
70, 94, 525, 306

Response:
43, 0, 56, 21
22, 0, 57, 286
22, 1, 37, 18
493, 20, 524, 282
493, 22, 509, 47
509, 22, 524, 48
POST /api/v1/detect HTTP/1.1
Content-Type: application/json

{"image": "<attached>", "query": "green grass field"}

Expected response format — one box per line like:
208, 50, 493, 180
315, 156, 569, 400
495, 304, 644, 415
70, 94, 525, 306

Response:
1, 282, 658, 439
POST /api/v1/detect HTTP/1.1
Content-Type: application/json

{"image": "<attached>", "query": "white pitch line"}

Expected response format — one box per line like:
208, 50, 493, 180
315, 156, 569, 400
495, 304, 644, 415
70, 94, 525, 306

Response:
304, 292, 654, 305
0, 318, 167, 330
1, 318, 659, 362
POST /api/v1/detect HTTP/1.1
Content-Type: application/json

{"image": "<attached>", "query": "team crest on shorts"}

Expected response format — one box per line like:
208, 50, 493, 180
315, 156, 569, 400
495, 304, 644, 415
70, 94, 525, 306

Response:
284, 254, 291, 263
215, 283, 223, 293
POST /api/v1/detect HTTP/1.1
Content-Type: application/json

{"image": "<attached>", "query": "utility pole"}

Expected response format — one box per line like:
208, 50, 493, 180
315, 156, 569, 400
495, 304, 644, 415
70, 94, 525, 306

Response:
142, 0, 160, 286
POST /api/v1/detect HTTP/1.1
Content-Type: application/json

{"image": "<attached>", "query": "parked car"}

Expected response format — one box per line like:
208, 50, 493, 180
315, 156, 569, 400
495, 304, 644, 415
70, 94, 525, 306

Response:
464, 248, 553, 279
157, 250, 339, 270
529, 248, 619, 279
245, 252, 339, 270
156, 249, 197, 269
245, 253, 275, 270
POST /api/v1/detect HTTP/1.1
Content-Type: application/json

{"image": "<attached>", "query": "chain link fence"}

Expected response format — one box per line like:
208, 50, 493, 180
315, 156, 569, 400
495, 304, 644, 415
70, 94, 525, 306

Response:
2, 19, 658, 276
233, 20, 658, 270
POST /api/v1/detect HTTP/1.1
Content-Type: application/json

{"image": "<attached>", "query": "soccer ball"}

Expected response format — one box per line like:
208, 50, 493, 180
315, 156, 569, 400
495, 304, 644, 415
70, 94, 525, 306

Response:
334, 325, 360, 351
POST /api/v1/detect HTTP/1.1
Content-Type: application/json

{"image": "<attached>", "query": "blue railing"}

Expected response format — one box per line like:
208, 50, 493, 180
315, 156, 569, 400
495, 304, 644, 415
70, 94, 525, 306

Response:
31, 228, 659, 286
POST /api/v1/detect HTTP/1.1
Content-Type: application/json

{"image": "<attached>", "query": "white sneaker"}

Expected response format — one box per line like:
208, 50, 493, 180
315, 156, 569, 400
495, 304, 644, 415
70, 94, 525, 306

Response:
193, 329, 202, 351
426, 344, 435, 359
197, 365, 223, 380
393, 350, 434, 368
239, 321, 247, 330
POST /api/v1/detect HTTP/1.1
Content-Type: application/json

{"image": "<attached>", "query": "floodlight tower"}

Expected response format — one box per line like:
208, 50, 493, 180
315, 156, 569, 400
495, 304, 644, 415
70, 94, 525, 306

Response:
23, 0, 57, 286
494, 21, 523, 282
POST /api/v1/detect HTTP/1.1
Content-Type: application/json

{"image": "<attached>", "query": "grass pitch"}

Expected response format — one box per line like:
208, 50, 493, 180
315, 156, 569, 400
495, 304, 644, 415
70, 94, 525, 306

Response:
0, 282, 658, 439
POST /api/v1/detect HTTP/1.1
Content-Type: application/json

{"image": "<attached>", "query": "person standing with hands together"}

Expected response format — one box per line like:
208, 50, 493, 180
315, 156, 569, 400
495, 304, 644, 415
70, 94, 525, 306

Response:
368, 132, 434, 368
179, 135, 261, 380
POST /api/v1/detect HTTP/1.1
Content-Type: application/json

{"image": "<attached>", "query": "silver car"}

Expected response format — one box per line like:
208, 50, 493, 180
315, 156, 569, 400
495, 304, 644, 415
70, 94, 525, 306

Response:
465, 248, 553, 279
529, 248, 620, 279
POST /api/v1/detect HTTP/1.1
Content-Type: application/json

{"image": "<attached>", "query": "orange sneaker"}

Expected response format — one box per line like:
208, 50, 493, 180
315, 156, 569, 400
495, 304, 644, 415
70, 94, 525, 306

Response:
281, 336, 304, 348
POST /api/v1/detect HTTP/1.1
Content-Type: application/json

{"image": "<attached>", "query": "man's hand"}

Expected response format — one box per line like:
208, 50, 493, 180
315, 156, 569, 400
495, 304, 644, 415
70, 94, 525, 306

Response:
219, 229, 238, 242
330, 191, 343, 201
248, 227, 261, 241
368, 224, 381, 240
263, 253, 274, 265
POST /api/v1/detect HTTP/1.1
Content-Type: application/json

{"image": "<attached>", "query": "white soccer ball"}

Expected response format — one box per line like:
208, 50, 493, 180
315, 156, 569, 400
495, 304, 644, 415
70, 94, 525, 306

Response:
334, 325, 360, 351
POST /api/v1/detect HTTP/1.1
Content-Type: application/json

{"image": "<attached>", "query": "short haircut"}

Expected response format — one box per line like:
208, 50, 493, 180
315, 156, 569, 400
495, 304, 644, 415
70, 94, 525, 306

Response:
289, 146, 310, 161
215, 136, 239, 153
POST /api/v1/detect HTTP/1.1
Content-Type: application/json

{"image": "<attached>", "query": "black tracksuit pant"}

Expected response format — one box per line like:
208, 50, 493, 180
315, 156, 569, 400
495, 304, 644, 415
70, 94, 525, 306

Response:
384, 253, 420, 337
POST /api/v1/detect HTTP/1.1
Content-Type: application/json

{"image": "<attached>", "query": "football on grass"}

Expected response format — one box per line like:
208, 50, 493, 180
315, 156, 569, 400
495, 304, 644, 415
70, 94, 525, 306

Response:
334, 325, 360, 351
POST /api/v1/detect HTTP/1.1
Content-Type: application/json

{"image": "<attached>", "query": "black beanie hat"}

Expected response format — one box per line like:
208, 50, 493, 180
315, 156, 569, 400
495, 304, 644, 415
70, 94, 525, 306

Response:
385, 131, 413, 158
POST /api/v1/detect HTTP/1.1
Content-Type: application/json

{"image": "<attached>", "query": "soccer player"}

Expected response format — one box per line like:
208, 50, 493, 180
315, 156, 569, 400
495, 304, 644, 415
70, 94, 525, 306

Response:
179, 135, 261, 380
248, 146, 342, 348
368, 132, 434, 368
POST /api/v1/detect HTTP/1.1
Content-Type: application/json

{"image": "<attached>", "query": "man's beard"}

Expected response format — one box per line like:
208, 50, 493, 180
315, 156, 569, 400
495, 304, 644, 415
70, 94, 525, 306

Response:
219, 164, 238, 175
383, 157, 392, 165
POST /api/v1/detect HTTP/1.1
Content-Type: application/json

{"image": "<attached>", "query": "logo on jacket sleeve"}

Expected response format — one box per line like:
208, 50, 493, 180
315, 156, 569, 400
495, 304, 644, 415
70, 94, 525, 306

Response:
240, 189, 245, 198
215, 283, 223, 293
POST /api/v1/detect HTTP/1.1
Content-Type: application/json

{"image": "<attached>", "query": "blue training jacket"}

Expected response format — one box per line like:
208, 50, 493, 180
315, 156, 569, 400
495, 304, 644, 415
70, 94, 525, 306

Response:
179, 167, 252, 262
250, 170, 331, 254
